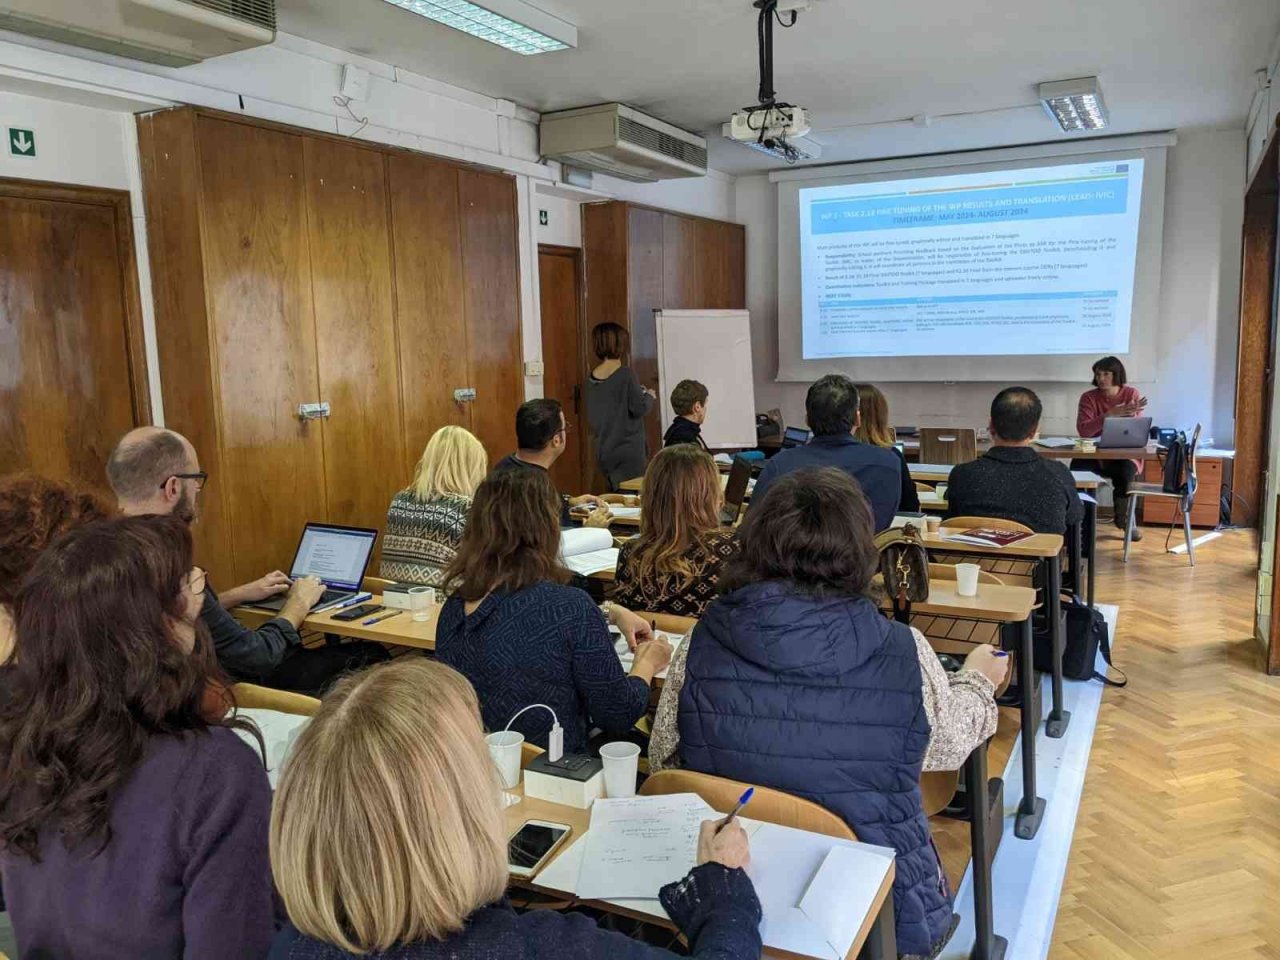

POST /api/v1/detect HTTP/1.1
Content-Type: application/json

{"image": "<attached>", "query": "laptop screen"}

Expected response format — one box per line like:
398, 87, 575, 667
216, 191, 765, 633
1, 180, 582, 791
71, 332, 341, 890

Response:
290, 525, 377, 591
783, 427, 811, 447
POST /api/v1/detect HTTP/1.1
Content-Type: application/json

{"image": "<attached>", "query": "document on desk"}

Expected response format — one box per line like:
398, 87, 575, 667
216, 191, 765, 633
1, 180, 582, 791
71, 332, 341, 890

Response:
608, 505, 642, 519
575, 794, 716, 899
615, 632, 684, 679
562, 548, 619, 576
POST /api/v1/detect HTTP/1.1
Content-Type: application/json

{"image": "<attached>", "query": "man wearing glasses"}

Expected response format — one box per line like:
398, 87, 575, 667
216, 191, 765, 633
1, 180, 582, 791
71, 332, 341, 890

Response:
107, 427, 387, 695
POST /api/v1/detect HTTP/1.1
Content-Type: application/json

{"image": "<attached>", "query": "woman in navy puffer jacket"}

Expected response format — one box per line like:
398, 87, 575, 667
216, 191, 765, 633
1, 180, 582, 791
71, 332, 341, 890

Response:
679, 467, 1003, 959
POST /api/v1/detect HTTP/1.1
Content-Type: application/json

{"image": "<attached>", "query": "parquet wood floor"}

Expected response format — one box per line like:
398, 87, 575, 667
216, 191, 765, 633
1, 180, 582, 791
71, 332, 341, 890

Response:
1050, 526, 1279, 958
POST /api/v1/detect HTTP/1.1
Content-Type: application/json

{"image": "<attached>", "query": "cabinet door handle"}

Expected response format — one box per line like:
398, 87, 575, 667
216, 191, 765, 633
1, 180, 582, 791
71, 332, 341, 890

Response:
454, 388, 477, 404
298, 402, 331, 421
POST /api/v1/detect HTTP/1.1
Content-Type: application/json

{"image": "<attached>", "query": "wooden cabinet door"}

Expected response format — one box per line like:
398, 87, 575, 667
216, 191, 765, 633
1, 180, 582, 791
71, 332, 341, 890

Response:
388, 154, 471, 474
197, 116, 327, 584
303, 138, 404, 539
459, 169, 523, 462
0, 182, 147, 491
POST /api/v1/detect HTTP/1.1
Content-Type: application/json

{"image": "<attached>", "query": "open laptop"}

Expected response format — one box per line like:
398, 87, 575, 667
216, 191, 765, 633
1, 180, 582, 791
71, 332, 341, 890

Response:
1098, 416, 1153, 449
782, 426, 811, 449
721, 455, 754, 525
249, 522, 379, 613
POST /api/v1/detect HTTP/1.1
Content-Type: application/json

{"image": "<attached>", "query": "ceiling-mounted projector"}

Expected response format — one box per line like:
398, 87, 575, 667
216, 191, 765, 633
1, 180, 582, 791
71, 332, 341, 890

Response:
723, 0, 813, 164
727, 104, 810, 142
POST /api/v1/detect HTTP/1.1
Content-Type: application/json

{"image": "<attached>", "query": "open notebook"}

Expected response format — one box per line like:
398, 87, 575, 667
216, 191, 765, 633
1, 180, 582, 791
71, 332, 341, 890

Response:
559, 527, 619, 576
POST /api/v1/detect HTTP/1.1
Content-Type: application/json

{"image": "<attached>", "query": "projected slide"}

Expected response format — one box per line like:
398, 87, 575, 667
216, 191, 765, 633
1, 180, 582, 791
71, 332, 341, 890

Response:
799, 159, 1145, 359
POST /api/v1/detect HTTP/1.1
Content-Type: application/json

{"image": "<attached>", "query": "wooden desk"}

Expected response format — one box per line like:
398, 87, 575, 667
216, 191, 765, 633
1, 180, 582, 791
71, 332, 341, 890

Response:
900, 437, 1161, 463
504, 778, 898, 960
235, 599, 442, 651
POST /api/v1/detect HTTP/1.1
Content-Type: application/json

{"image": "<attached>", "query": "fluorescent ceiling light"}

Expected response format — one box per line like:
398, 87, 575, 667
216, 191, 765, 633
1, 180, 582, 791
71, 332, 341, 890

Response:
380, 0, 577, 55
1039, 77, 1109, 132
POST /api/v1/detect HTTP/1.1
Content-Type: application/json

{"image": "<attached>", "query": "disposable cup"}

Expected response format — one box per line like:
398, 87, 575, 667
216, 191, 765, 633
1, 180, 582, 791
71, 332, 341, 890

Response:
955, 563, 980, 597
926, 516, 941, 534
409, 586, 435, 622
485, 730, 524, 789
600, 741, 641, 798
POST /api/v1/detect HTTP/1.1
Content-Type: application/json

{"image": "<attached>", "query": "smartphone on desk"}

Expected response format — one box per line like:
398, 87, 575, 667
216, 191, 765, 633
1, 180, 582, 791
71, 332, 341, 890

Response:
332, 603, 382, 622
508, 820, 572, 878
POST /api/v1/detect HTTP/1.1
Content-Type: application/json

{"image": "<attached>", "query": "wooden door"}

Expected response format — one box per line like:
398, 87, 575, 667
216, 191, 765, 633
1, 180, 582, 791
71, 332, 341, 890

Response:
0, 180, 149, 491
197, 116, 327, 584
459, 169, 523, 461
388, 154, 472, 474
630, 207, 665, 463
302, 138, 404, 540
538, 245, 587, 493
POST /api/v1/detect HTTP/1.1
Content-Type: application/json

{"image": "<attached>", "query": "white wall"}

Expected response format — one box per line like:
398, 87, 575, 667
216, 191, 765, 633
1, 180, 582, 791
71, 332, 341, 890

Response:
737, 126, 1245, 445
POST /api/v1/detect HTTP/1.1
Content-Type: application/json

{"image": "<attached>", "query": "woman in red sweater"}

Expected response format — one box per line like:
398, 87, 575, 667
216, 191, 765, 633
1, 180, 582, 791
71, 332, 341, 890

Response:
1074, 356, 1149, 535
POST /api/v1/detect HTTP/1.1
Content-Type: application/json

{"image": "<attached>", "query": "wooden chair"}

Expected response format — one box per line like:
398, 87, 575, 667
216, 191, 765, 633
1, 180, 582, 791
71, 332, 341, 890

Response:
1125, 424, 1201, 566
920, 428, 978, 465
521, 741, 544, 766
641, 769, 855, 840
231, 683, 321, 716
361, 575, 394, 594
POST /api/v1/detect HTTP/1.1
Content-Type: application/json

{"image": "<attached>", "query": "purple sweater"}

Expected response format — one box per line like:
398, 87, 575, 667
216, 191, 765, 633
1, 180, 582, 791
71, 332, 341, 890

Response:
2, 728, 277, 960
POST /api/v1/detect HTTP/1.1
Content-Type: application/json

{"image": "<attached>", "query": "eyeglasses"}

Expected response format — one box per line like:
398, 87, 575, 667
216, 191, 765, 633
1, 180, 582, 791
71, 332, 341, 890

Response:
162, 472, 209, 491
186, 566, 207, 597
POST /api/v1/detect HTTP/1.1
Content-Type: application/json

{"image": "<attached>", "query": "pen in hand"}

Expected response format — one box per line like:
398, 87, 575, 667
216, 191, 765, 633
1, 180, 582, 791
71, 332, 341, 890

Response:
714, 787, 754, 836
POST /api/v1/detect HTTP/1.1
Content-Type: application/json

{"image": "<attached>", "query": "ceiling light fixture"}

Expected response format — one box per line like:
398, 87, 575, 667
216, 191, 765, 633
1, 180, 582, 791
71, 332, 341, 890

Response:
1039, 76, 1109, 132
380, 0, 577, 55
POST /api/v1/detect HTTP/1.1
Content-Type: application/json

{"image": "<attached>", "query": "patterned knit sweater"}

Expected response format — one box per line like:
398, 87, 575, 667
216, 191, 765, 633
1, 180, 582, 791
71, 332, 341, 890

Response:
379, 492, 471, 589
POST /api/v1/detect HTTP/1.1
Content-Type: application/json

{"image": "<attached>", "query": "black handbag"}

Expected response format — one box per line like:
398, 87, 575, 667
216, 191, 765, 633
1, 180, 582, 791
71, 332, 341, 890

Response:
1034, 597, 1126, 686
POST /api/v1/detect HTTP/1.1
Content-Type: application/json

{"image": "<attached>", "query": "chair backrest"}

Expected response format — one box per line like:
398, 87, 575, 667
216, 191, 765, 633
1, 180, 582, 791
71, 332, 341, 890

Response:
1187, 423, 1201, 500
920, 427, 978, 465
914, 481, 935, 493
721, 455, 753, 524
641, 769, 855, 840
232, 683, 321, 716
928, 561, 1005, 585
941, 515, 1034, 535
521, 742, 544, 766
362, 575, 394, 595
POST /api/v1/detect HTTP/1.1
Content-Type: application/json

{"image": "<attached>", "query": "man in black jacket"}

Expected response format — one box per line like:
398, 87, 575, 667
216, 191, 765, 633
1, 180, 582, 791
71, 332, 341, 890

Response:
664, 379, 710, 449
946, 387, 1083, 535
108, 427, 387, 695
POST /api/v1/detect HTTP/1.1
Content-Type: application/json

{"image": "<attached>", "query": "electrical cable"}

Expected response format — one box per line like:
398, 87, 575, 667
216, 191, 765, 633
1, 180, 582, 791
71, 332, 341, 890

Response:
332, 95, 369, 138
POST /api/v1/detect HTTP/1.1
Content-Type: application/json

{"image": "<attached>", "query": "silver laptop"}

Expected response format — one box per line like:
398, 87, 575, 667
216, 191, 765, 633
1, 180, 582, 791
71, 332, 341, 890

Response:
1098, 417, 1152, 449
250, 522, 378, 613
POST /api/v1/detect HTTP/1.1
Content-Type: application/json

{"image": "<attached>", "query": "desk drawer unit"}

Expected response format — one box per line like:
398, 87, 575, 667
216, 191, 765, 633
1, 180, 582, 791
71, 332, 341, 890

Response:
1140, 456, 1222, 528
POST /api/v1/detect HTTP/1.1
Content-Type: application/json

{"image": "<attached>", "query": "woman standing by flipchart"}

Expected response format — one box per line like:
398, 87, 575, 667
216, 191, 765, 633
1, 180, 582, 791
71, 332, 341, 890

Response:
585, 322, 656, 490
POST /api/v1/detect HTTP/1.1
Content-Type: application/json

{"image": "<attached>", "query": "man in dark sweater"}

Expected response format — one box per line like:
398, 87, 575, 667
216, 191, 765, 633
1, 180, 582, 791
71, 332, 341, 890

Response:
109, 428, 389, 694
946, 387, 1084, 535
749, 375, 902, 531
664, 379, 710, 449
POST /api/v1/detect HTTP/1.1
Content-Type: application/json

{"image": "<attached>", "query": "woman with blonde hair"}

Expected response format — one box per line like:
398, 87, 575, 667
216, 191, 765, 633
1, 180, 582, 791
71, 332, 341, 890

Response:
268, 658, 763, 959
854, 382, 918, 512
381, 425, 488, 588
614, 445, 739, 619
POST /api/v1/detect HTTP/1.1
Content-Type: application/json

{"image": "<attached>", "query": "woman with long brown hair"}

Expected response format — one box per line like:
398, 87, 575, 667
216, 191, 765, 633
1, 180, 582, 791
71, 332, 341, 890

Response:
0, 515, 277, 959
854, 382, 918, 511
436, 468, 670, 754
614, 444, 738, 619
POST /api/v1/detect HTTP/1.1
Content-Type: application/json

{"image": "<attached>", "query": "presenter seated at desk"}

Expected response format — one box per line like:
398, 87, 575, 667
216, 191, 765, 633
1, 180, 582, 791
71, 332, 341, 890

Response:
494, 398, 611, 528
585, 322, 657, 491
436, 469, 671, 755
855, 382, 919, 512
109, 428, 390, 696
663, 378, 711, 450
269, 658, 762, 960
0, 473, 112, 664
1073, 355, 1148, 538
668, 468, 1005, 960
749, 375, 902, 531
946, 387, 1084, 536
614, 445, 740, 619
381, 425, 488, 590
0, 516, 277, 960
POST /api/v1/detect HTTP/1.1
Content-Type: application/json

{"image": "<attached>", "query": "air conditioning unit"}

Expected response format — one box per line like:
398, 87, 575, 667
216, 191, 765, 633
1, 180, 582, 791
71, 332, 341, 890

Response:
540, 103, 707, 183
0, 0, 276, 67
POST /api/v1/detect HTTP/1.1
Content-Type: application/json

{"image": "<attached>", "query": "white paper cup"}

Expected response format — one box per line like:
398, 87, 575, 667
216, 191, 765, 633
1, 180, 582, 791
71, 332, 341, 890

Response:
485, 730, 524, 789
600, 741, 641, 798
955, 563, 980, 597
926, 516, 941, 534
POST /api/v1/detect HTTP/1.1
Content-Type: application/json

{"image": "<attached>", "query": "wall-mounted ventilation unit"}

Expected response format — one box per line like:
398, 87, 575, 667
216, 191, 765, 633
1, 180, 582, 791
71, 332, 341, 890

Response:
540, 103, 707, 183
0, 0, 276, 67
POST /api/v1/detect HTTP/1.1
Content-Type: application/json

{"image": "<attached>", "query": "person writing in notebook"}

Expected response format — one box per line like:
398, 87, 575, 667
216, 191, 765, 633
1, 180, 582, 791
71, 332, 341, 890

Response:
1074, 356, 1148, 538
663, 379, 710, 449
946, 387, 1083, 535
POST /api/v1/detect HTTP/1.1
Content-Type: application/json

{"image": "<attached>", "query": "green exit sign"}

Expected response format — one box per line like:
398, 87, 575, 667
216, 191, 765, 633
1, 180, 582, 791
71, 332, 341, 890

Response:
8, 127, 35, 157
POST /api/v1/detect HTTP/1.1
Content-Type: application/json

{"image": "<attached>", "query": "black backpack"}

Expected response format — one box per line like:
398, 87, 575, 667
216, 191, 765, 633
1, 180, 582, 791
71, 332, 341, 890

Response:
1161, 430, 1196, 500
1033, 597, 1127, 687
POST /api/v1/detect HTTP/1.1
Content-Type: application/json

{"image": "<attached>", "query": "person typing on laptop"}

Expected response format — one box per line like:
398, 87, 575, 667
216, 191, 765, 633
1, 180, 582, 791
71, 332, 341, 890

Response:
108, 428, 388, 695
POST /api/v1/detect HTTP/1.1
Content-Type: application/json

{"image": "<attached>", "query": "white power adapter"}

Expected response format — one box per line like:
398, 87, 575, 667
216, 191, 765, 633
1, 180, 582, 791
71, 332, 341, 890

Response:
547, 720, 564, 763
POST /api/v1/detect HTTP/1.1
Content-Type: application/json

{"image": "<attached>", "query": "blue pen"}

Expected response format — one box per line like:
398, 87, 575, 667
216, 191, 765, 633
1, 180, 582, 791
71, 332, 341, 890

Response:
715, 787, 754, 835
362, 611, 402, 627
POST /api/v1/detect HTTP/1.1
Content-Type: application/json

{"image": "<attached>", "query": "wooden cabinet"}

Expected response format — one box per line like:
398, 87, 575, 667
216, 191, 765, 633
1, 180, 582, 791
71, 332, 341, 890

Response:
1140, 455, 1227, 528
138, 107, 522, 584
582, 202, 745, 481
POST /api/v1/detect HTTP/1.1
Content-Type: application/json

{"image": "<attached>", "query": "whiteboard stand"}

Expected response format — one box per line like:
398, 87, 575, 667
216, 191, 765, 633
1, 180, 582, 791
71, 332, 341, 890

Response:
654, 309, 757, 450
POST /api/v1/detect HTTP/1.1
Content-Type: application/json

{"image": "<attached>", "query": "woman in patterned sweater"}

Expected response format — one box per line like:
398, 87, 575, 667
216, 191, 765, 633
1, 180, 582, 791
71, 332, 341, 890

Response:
381, 426, 488, 590
614, 445, 739, 619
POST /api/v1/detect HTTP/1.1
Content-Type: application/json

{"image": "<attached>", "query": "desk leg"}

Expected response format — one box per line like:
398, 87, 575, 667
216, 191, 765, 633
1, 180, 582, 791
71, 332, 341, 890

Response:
966, 744, 1007, 960
1045, 555, 1071, 739
861, 892, 897, 960
1015, 617, 1046, 840
1084, 500, 1097, 610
